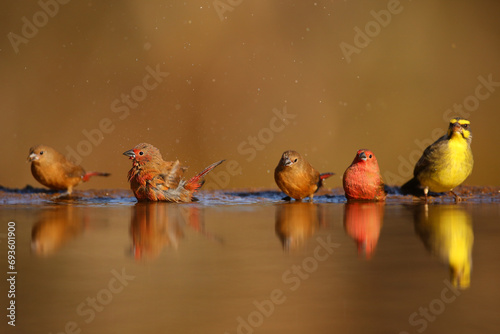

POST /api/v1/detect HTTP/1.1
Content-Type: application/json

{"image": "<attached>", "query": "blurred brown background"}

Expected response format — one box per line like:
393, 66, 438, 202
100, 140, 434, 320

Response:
1, 0, 499, 191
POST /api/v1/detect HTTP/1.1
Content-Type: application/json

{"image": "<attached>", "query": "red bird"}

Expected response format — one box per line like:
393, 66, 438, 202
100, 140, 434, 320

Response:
274, 150, 334, 201
344, 202, 384, 259
343, 149, 386, 201
28, 145, 110, 196
123, 143, 224, 202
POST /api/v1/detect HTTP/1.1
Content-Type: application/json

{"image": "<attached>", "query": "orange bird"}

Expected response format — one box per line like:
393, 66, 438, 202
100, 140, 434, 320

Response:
274, 150, 334, 201
343, 149, 386, 201
28, 145, 110, 196
123, 143, 224, 202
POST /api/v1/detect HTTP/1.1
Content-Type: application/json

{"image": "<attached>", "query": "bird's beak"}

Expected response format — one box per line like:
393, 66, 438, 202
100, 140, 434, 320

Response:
27, 153, 38, 162
123, 149, 136, 159
452, 123, 463, 134
283, 158, 293, 167
358, 151, 367, 161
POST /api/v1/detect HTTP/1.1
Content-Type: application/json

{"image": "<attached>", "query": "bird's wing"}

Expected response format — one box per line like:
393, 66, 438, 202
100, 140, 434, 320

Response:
159, 160, 186, 188
146, 174, 192, 202
413, 135, 447, 177
61, 160, 86, 179
147, 173, 172, 192
297, 161, 318, 185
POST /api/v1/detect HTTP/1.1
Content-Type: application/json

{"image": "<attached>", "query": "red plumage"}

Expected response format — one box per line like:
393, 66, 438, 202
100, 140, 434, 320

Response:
344, 202, 384, 259
124, 143, 224, 202
184, 160, 225, 192
82, 171, 110, 182
343, 149, 386, 201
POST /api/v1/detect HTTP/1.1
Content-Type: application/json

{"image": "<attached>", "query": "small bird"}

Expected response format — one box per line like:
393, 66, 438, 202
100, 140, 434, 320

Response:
130, 203, 185, 260
413, 205, 473, 289
123, 143, 224, 202
343, 149, 386, 201
28, 145, 110, 196
401, 118, 473, 201
31, 206, 86, 256
274, 150, 334, 201
275, 202, 324, 250
344, 202, 384, 259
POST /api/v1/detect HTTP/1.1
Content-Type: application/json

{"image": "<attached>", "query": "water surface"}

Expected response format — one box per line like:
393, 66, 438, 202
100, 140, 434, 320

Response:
1, 192, 500, 334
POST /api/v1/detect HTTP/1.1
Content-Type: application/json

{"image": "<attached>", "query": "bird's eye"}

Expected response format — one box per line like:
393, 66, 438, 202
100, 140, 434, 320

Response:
369, 154, 372, 158
39, 151, 44, 155
293, 158, 298, 163
139, 151, 144, 156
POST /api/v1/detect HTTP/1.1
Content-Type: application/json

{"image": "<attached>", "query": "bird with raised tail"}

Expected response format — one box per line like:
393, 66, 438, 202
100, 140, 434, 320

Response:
274, 150, 334, 201
123, 143, 224, 202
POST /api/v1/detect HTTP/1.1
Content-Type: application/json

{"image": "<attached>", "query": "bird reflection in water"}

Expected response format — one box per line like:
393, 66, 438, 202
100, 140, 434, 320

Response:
343, 202, 384, 260
275, 202, 327, 251
131, 203, 220, 260
31, 205, 87, 256
413, 205, 474, 289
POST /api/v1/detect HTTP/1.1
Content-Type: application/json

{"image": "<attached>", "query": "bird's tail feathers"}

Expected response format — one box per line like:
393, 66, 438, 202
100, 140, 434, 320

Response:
316, 172, 335, 192
185, 160, 225, 191
320, 172, 335, 180
83, 171, 111, 182
400, 177, 423, 196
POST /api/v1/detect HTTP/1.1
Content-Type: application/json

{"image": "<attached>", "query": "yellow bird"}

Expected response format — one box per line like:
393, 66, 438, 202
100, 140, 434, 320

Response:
414, 205, 474, 289
401, 118, 473, 201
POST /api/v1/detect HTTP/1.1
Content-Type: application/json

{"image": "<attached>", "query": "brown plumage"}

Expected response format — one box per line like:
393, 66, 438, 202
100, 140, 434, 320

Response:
275, 202, 324, 250
274, 150, 334, 201
27, 145, 110, 195
124, 143, 224, 202
126, 143, 187, 191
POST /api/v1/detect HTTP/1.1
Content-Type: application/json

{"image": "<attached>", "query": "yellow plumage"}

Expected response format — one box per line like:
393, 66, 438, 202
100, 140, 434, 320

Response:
414, 205, 474, 289
402, 118, 473, 200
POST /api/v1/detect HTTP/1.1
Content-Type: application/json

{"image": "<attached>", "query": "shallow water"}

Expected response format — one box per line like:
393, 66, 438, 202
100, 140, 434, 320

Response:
1, 192, 500, 334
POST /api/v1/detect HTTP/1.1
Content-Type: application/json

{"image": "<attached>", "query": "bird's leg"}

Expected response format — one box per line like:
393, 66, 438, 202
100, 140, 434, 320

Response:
53, 186, 73, 199
450, 190, 463, 203
424, 187, 429, 203
52, 191, 71, 199
309, 194, 314, 202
